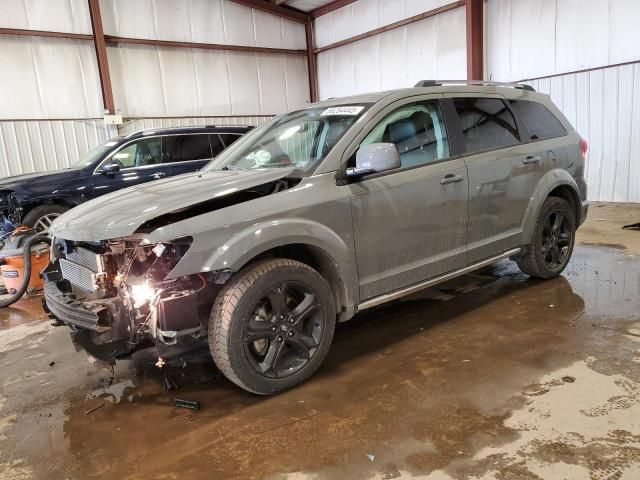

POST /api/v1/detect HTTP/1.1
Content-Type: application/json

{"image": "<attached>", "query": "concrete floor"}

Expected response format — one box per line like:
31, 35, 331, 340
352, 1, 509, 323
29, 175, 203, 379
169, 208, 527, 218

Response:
1, 202, 639, 480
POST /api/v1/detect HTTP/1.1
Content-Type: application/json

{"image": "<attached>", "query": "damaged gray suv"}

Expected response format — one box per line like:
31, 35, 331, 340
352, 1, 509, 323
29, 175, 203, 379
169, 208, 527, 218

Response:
44, 81, 589, 395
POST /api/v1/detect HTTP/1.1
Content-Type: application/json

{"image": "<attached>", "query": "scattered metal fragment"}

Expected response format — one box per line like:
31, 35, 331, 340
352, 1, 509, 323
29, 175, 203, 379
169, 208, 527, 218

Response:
162, 373, 180, 391
622, 222, 640, 230
562, 376, 576, 383
85, 403, 105, 415
366, 454, 375, 462
49, 361, 55, 367
172, 398, 200, 410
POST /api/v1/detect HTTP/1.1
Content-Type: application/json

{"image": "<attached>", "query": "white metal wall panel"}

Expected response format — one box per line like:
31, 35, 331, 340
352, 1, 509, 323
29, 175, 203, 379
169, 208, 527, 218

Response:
314, 0, 457, 48
0, 120, 114, 177
0, 35, 104, 119
528, 64, 640, 203
99, 0, 306, 49
0, 0, 92, 34
117, 116, 272, 136
487, 0, 640, 81
108, 45, 309, 117
316, 7, 466, 99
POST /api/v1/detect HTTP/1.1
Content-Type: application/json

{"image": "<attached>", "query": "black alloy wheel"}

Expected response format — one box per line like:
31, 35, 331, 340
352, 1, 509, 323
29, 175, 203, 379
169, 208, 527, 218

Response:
209, 258, 336, 395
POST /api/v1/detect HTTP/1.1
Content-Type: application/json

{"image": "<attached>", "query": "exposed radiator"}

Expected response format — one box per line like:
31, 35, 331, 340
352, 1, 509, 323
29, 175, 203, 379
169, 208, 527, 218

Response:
59, 247, 104, 294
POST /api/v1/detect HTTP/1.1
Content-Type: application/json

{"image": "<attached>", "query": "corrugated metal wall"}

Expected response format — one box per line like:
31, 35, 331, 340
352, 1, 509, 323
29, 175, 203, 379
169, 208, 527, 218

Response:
528, 64, 640, 203
487, 0, 640, 203
315, 1, 467, 99
117, 115, 273, 135
0, 0, 309, 177
0, 119, 116, 176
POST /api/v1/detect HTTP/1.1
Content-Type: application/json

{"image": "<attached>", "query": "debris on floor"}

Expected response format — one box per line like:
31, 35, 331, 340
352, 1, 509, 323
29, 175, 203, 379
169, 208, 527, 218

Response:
84, 403, 105, 416
172, 398, 201, 410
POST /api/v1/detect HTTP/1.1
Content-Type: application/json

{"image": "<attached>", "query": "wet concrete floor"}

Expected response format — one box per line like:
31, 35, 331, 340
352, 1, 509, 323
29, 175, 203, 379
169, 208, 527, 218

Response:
1, 233, 639, 479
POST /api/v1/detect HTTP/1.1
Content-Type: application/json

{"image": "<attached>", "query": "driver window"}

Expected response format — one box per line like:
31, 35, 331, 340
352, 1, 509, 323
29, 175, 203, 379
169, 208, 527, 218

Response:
361, 101, 449, 168
112, 137, 162, 168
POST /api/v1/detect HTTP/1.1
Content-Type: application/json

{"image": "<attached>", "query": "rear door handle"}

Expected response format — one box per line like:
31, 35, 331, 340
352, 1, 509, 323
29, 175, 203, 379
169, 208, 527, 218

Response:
440, 174, 464, 185
152, 172, 166, 179
523, 155, 541, 164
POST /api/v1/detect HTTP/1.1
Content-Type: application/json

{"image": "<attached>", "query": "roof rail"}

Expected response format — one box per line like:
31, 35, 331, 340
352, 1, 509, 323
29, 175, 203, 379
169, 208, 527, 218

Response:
414, 80, 536, 92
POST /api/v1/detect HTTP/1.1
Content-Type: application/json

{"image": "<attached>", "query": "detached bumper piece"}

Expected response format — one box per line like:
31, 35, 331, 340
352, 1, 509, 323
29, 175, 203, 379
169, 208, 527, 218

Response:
43, 282, 113, 332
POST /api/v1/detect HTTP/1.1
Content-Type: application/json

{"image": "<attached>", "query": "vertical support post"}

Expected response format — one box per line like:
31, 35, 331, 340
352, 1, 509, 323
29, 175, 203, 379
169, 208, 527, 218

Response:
465, 0, 483, 80
88, 0, 115, 114
305, 19, 318, 102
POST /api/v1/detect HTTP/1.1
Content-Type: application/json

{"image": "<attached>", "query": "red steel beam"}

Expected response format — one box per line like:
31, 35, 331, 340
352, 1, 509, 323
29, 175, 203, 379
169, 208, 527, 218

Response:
305, 20, 318, 102
311, 0, 359, 19
104, 35, 306, 56
88, 0, 115, 114
465, 0, 483, 80
0, 27, 93, 41
228, 0, 309, 23
314, 0, 466, 54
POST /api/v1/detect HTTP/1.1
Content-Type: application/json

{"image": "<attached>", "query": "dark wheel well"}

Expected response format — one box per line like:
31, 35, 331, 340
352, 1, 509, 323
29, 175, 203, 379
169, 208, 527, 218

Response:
243, 244, 348, 319
548, 185, 580, 225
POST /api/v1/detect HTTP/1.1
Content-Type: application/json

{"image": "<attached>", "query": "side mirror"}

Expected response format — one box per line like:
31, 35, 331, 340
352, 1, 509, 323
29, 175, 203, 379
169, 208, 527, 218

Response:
100, 162, 120, 174
346, 143, 400, 178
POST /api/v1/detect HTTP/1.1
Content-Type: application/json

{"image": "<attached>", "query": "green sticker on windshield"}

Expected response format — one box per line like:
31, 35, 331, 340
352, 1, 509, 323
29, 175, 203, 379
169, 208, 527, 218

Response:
321, 106, 365, 116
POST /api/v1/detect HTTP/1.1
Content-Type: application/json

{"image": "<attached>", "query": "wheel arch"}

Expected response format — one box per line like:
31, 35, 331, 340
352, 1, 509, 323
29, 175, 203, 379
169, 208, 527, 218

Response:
521, 169, 582, 245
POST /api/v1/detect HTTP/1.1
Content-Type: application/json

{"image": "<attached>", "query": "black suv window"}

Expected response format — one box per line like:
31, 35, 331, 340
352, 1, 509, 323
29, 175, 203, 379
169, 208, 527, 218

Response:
219, 134, 242, 148
164, 134, 212, 163
210, 134, 225, 157
454, 98, 520, 154
509, 100, 567, 140
112, 137, 162, 168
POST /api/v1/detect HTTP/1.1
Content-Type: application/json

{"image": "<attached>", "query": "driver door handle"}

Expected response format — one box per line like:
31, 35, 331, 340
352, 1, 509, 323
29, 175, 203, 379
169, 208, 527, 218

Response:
440, 174, 464, 185
152, 172, 166, 179
523, 155, 541, 164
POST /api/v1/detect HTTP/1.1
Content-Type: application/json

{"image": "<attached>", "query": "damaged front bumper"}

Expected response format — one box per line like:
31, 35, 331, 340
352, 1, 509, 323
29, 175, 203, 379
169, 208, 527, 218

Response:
42, 238, 211, 363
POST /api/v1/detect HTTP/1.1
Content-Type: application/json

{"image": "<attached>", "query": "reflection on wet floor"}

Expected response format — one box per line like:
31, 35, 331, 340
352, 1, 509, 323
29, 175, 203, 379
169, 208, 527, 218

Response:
0, 245, 639, 479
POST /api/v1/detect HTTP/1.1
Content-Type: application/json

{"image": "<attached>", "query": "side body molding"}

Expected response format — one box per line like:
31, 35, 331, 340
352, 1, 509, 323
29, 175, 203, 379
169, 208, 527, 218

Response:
520, 168, 582, 245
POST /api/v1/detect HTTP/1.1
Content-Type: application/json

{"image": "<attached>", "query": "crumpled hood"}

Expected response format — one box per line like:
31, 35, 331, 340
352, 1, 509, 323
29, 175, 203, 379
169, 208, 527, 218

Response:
50, 168, 295, 241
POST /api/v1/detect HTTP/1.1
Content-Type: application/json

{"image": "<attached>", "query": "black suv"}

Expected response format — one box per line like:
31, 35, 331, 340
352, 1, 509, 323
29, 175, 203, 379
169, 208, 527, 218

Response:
0, 125, 251, 235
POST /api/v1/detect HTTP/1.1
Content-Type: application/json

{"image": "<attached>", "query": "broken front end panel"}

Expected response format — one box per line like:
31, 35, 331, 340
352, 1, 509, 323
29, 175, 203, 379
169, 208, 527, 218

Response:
42, 236, 218, 362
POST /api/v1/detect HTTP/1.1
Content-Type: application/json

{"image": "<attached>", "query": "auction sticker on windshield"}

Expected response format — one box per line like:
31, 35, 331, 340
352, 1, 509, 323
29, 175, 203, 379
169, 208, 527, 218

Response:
321, 106, 365, 116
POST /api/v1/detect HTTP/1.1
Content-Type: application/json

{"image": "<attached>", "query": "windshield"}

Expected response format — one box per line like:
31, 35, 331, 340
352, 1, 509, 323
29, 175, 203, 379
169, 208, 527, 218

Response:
206, 105, 370, 174
73, 137, 123, 167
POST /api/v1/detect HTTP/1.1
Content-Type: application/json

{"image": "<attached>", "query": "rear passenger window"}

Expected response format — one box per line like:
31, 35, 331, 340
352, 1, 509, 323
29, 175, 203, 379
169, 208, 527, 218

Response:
509, 100, 567, 140
164, 135, 212, 163
454, 98, 520, 154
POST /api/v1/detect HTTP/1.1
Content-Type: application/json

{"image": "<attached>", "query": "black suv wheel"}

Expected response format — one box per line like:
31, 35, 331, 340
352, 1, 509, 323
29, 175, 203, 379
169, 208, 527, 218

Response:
209, 258, 336, 395
517, 196, 576, 279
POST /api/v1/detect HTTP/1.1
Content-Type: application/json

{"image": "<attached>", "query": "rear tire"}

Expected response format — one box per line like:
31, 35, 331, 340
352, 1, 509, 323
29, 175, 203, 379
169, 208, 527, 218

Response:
209, 258, 336, 395
22, 204, 68, 233
517, 196, 575, 279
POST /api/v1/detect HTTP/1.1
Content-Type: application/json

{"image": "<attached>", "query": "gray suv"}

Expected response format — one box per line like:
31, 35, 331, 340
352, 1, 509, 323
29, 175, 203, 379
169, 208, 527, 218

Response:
44, 81, 588, 395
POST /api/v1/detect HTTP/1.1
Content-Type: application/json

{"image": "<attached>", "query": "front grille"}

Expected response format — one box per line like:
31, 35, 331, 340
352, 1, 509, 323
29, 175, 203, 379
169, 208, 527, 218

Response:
59, 247, 105, 294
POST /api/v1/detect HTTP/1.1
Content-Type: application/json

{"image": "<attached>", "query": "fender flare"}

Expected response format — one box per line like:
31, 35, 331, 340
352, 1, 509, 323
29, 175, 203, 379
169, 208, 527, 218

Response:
168, 217, 359, 310
520, 169, 581, 245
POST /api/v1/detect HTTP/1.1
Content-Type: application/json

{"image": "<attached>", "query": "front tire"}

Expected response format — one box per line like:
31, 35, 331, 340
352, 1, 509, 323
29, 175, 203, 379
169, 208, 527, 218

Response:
517, 196, 576, 279
209, 258, 336, 395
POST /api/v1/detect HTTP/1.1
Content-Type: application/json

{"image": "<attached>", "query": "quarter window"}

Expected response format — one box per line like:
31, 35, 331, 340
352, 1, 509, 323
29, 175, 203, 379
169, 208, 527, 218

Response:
219, 134, 242, 149
112, 137, 162, 168
361, 101, 450, 168
454, 98, 520, 154
164, 134, 213, 163
210, 134, 226, 157
509, 100, 567, 140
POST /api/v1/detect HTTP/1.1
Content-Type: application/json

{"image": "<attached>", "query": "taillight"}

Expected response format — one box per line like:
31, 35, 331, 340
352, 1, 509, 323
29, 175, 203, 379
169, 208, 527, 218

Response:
579, 138, 588, 158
